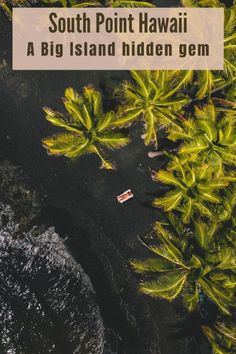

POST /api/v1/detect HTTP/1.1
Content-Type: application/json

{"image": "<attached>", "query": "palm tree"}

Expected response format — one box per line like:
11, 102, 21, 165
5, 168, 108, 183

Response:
42, 86, 130, 169
167, 102, 236, 176
131, 215, 236, 315
152, 157, 236, 223
202, 320, 236, 354
43, 0, 155, 7
113, 70, 190, 146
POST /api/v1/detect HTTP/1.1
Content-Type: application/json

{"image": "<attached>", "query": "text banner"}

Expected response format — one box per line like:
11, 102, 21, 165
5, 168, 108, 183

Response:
13, 8, 224, 70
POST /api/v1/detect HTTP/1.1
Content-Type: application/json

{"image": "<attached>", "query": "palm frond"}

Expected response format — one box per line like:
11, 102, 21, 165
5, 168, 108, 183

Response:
97, 111, 115, 132
215, 322, 236, 342
90, 145, 116, 169
196, 70, 214, 100
113, 0, 155, 7
154, 222, 187, 263
182, 285, 199, 312
42, 133, 89, 158
199, 278, 233, 315
181, 0, 224, 7
153, 190, 183, 212
139, 271, 187, 301
113, 107, 144, 127
202, 320, 236, 354
97, 132, 130, 149
43, 107, 82, 133
143, 109, 157, 146
194, 220, 216, 249
154, 170, 183, 187
130, 258, 175, 273
72, 0, 102, 7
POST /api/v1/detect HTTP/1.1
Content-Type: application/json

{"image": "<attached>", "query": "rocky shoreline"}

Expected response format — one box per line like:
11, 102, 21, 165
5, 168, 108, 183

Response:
0, 163, 105, 354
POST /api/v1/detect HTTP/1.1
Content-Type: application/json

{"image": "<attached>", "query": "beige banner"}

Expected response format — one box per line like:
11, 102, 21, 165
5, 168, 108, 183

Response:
13, 8, 224, 70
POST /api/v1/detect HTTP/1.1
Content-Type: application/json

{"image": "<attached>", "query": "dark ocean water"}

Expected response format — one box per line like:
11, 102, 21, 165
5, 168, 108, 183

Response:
0, 1, 211, 353
0, 203, 105, 354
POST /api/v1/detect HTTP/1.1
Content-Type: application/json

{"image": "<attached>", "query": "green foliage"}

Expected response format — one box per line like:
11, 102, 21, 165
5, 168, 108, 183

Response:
213, 185, 236, 223
42, 86, 130, 169
195, 70, 215, 101
223, 6, 236, 80
42, 0, 155, 7
202, 320, 236, 354
42, 0, 69, 6
114, 70, 189, 146
42, 0, 100, 6
180, 3, 236, 99
168, 102, 236, 175
131, 216, 236, 315
153, 157, 236, 223
181, 0, 224, 7
108, 0, 155, 6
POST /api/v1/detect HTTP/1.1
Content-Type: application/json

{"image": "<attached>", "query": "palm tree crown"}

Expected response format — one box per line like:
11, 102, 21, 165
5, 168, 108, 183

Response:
114, 70, 189, 146
167, 102, 236, 175
42, 86, 130, 169
153, 157, 236, 223
131, 215, 236, 315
